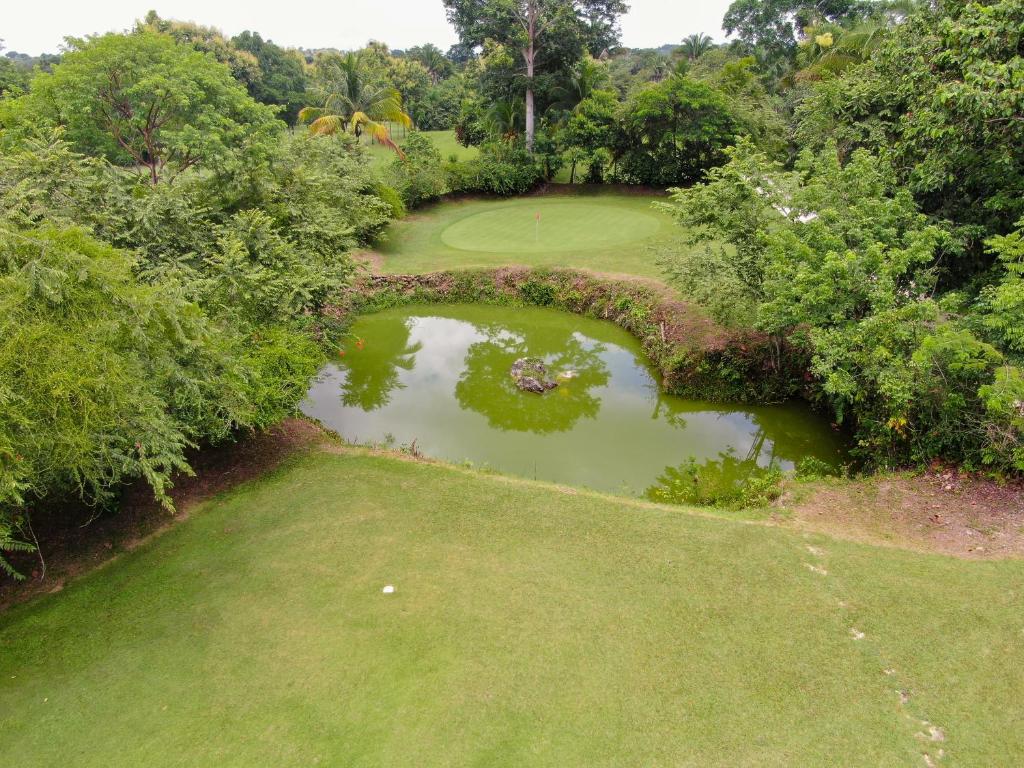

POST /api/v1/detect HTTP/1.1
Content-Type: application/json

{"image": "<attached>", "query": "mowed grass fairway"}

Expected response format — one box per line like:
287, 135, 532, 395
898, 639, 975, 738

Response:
373, 192, 681, 278
1, 448, 1022, 766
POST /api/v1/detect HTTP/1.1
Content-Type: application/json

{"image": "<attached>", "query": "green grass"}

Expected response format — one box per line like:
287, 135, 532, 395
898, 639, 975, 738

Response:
374, 191, 683, 279
1, 447, 1022, 766
363, 128, 480, 167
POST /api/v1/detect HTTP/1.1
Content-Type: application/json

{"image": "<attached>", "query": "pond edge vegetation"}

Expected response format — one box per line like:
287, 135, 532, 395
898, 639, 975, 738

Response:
325, 267, 809, 405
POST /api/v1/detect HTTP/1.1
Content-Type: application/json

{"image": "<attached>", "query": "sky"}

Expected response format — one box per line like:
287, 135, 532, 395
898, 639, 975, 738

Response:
2, 0, 734, 57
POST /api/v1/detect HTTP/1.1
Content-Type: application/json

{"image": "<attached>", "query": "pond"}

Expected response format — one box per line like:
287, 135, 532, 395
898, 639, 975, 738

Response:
302, 305, 847, 496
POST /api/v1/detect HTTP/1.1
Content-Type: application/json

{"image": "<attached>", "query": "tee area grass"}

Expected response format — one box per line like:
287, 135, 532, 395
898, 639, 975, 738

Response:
370, 189, 687, 280
1, 441, 1022, 766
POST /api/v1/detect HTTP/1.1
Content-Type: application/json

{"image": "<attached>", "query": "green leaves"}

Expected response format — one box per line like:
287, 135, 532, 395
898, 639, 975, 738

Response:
614, 75, 738, 186
659, 137, 1022, 469
21, 31, 282, 185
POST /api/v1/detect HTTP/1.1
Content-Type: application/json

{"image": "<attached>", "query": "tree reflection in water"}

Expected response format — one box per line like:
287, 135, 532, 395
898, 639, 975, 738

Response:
454, 320, 610, 433
337, 317, 422, 411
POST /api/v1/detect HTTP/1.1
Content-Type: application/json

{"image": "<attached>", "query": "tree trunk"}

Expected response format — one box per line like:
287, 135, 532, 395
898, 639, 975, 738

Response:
524, 1, 536, 153
525, 86, 535, 152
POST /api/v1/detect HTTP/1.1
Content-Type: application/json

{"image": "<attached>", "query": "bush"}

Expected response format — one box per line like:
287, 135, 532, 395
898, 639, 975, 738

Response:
384, 132, 449, 208
645, 455, 784, 509
445, 141, 542, 196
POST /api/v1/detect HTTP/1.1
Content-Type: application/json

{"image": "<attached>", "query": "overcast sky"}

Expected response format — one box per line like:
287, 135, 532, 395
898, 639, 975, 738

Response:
2, 0, 733, 56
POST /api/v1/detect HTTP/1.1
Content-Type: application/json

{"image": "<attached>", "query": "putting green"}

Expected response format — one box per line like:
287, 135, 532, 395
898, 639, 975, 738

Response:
372, 192, 686, 279
440, 200, 663, 254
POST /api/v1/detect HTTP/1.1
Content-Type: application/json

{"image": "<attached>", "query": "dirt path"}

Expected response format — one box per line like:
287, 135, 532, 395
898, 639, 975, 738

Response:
782, 469, 1024, 559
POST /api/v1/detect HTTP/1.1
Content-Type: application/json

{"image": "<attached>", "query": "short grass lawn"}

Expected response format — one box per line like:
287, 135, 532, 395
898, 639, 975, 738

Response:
1, 448, 1022, 766
372, 191, 685, 279
363, 128, 480, 167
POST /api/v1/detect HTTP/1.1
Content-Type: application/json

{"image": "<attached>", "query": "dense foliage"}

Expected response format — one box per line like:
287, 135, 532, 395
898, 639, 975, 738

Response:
0, 30, 395, 574
661, 138, 1024, 472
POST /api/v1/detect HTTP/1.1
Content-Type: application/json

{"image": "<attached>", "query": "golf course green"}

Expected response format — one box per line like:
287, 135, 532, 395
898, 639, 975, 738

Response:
1, 448, 1020, 766
372, 192, 681, 278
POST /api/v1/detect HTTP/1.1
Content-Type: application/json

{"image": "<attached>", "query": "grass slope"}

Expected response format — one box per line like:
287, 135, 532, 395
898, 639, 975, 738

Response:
373, 192, 683, 279
1, 448, 1021, 766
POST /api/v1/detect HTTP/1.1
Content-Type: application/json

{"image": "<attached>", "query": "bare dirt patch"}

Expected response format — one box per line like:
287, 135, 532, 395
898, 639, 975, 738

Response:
352, 249, 385, 272
0, 419, 327, 611
782, 468, 1024, 558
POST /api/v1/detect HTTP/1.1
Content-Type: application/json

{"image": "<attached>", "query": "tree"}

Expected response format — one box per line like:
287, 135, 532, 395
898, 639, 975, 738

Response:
384, 132, 449, 207
614, 75, 737, 186
679, 33, 715, 61
548, 54, 609, 114
657, 140, 1023, 468
722, 0, 873, 69
300, 52, 411, 154
137, 12, 261, 88
232, 31, 309, 123
795, 0, 1024, 265
0, 41, 30, 96
406, 43, 453, 84
443, 0, 628, 152
559, 89, 617, 182
23, 32, 280, 185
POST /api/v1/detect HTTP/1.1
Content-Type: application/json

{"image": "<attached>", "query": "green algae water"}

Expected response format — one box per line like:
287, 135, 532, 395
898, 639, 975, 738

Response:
302, 305, 846, 495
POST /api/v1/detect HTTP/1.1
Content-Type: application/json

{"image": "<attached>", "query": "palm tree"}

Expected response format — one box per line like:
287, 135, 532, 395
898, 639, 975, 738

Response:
795, 0, 921, 81
409, 43, 451, 84
299, 52, 412, 155
679, 33, 714, 61
548, 55, 609, 115
484, 99, 525, 140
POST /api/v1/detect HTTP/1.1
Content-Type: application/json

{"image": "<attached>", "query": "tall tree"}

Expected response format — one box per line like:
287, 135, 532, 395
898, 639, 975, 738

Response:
443, 0, 628, 152
232, 31, 309, 123
723, 0, 872, 66
137, 12, 261, 88
23, 32, 280, 185
679, 33, 715, 61
406, 43, 453, 84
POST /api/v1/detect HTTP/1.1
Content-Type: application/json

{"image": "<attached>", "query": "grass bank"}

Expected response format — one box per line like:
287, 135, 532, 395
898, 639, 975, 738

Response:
1, 444, 1021, 766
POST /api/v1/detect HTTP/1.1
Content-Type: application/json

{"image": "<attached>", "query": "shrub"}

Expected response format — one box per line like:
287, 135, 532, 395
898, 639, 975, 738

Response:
644, 455, 783, 509
384, 132, 449, 208
445, 141, 543, 196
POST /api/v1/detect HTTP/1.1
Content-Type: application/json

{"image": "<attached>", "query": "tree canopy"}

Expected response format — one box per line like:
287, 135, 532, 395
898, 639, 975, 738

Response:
20, 31, 280, 185
443, 0, 628, 150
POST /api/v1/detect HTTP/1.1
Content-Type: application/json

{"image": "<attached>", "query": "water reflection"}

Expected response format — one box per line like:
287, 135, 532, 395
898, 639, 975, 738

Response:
454, 320, 610, 433
338, 318, 422, 411
302, 305, 846, 495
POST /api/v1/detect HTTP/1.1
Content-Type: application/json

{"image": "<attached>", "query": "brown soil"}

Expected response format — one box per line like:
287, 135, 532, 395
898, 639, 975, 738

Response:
781, 468, 1024, 559
352, 249, 384, 272
0, 419, 327, 611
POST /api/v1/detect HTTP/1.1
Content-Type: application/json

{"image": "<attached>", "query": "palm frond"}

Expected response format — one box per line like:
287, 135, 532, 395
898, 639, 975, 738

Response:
308, 114, 346, 135
297, 106, 324, 124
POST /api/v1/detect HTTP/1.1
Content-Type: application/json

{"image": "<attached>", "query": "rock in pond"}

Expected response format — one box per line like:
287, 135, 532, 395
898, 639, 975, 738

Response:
510, 357, 559, 394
